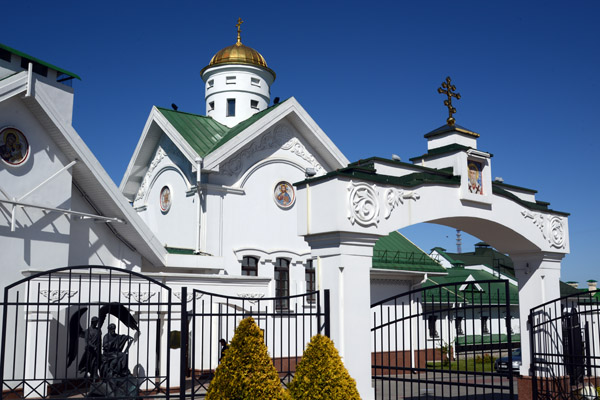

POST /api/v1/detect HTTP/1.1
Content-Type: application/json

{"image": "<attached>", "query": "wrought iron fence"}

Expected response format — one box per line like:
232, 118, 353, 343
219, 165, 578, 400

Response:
184, 287, 330, 399
372, 279, 516, 400
0, 265, 174, 400
530, 289, 600, 400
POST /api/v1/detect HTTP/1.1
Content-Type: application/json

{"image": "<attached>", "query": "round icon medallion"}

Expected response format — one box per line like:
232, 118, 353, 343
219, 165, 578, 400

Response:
274, 181, 295, 209
160, 186, 172, 213
0, 127, 29, 166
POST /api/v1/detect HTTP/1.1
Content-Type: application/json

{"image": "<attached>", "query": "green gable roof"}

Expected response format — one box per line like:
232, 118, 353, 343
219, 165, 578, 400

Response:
423, 268, 520, 305
0, 42, 81, 80
373, 231, 446, 273
157, 99, 287, 158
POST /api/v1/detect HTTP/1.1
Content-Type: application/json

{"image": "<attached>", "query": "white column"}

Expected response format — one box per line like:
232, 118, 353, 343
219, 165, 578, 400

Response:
306, 232, 380, 400
512, 251, 563, 376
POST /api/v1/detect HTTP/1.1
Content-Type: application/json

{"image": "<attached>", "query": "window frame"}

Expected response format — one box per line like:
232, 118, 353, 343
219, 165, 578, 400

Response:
275, 258, 290, 310
241, 256, 258, 276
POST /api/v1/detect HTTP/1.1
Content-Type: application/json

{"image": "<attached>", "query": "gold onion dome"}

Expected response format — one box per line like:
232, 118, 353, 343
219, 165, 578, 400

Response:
201, 18, 276, 78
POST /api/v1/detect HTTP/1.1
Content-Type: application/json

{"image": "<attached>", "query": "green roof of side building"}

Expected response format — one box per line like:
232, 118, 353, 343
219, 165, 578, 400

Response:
373, 231, 446, 273
0, 43, 81, 80
157, 99, 287, 158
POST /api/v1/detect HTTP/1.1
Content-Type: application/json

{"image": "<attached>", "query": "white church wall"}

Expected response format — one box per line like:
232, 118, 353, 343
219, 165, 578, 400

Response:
218, 158, 310, 282
33, 76, 75, 125
67, 187, 142, 270
0, 96, 72, 288
134, 139, 197, 251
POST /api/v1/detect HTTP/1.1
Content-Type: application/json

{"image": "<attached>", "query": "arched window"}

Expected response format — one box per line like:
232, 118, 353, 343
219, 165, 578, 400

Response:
275, 258, 290, 310
241, 256, 258, 276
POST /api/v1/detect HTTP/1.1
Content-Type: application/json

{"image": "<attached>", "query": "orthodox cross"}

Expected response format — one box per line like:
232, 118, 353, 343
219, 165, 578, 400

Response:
236, 18, 244, 44
437, 76, 461, 126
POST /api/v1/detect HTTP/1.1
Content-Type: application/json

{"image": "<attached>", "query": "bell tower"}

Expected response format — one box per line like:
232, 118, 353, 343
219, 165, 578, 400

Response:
201, 19, 276, 128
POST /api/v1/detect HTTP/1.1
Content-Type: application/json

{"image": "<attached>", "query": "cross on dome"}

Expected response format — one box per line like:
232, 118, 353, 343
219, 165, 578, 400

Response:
437, 76, 461, 126
236, 17, 244, 45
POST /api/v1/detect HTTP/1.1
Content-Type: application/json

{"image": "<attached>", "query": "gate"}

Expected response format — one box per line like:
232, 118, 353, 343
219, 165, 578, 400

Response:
183, 287, 330, 398
529, 289, 600, 400
372, 279, 517, 399
0, 265, 176, 399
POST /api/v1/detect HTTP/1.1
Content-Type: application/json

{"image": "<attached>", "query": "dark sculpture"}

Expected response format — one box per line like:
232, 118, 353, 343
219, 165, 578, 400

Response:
67, 304, 139, 397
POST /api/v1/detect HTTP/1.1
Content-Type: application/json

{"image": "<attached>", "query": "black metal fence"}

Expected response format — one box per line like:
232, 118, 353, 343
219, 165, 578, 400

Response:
372, 279, 517, 400
0, 266, 330, 400
529, 289, 600, 400
0, 265, 175, 400
184, 287, 330, 398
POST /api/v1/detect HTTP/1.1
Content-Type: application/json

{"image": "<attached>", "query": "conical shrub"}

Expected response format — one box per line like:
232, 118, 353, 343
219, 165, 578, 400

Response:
206, 316, 287, 400
288, 334, 360, 400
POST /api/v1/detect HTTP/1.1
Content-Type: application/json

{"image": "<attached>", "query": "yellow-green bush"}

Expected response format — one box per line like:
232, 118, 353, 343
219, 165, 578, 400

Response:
206, 317, 287, 400
288, 334, 360, 400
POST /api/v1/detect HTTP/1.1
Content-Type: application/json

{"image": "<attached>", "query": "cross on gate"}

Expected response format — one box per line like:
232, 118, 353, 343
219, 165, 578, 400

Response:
437, 76, 461, 126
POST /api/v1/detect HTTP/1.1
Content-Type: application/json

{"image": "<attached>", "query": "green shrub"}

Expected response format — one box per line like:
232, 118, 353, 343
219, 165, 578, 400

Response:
288, 334, 360, 400
206, 317, 287, 400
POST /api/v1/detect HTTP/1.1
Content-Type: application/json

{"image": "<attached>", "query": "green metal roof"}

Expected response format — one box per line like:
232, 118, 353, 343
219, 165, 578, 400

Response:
157, 99, 287, 158
0, 43, 81, 80
423, 268, 520, 305
373, 231, 446, 273
434, 246, 515, 278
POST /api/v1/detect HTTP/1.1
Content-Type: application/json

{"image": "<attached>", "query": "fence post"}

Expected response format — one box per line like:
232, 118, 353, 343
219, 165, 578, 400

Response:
180, 287, 188, 400
324, 289, 330, 338
528, 313, 537, 400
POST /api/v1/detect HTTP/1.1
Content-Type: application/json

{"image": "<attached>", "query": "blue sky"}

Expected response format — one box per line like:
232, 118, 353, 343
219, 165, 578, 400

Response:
3, 1, 599, 286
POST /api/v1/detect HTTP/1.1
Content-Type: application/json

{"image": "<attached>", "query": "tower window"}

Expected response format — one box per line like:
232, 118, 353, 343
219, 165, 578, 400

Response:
226, 76, 236, 84
208, 101, 214, 111
275, 258, 290, 310
305, 260, 316, 304
241, 256, 258, 276
227, 99, 236, 117
250, 100, 259, 109
207, 79, 214, 88
251, 77, 260, 87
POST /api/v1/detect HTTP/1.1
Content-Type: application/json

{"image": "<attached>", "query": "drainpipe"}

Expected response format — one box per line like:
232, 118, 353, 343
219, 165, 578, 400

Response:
194, 157, 202, 254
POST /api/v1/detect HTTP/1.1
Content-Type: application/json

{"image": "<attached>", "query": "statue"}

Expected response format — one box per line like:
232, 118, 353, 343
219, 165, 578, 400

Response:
67, 304, 139, 397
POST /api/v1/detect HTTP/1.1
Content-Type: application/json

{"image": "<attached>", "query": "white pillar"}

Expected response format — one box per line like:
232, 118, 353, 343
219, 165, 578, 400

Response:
512, 251, 563, 376
306, 232, 380, 400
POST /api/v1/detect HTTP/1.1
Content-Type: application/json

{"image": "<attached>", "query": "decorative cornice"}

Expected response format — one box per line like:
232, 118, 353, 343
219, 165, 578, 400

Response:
281, 137, 323, 173
220, 125, 292, 176
135, 147, 166, 202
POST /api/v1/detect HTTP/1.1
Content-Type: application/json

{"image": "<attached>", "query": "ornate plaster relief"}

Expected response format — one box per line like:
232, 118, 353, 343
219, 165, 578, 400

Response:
521, 210, 566, 249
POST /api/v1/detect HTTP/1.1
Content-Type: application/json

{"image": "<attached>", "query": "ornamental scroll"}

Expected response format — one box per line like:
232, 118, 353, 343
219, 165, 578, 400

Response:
521, 210, 566, 249
347, 182, 421, 227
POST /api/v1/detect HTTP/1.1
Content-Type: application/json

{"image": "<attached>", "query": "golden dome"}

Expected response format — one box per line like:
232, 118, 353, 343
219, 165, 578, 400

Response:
201, 19, 275, 78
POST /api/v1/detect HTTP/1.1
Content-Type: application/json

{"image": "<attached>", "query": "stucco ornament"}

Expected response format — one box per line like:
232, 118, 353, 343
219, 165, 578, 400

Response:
220, 125, 293, 176
383, 188, 420, 219
521, 210, 566, 249
122, 291, 156, 303
40, 290, 77, 303
280, 137, 323, 173
135, 147, 166, 202
237, 293, 265, 304
347, 182, 380, 227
